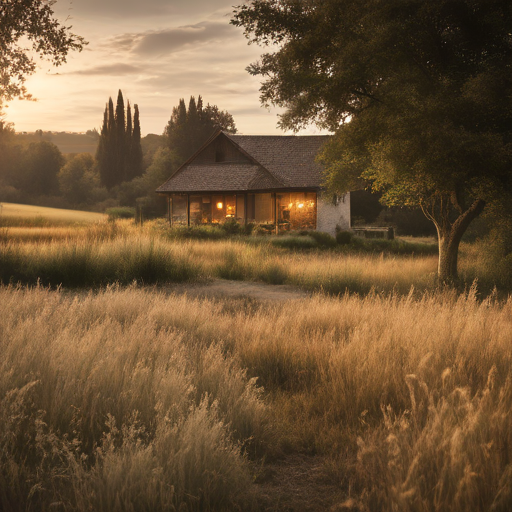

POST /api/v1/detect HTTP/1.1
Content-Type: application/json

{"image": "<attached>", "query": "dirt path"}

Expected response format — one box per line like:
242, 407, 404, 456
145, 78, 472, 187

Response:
254, 454, 347, 511
164, 278, 311, 302
160, 280, 346, 510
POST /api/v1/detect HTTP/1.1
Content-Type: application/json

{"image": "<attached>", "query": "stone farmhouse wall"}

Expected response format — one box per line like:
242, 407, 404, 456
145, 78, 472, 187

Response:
316, 193, 351, 235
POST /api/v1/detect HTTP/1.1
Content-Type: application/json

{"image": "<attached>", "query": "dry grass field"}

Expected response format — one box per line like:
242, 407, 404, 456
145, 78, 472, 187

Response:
0, 202, 106, 226
1, 217, 511, 511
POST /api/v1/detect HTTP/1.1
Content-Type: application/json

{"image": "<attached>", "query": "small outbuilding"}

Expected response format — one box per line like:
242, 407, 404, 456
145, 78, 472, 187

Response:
156, 129, 350, 235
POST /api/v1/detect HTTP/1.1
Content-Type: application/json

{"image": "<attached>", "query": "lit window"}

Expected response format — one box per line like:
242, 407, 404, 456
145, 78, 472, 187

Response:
216, 202, 223, 209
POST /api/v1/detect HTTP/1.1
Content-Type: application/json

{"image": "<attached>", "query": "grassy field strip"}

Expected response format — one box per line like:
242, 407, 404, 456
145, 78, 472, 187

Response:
0, 226, 91, 242
0, 234, 198, 287
0, 234, 442, 294
1, 219, 510, 294
0, 202, 105, 225
1, 285, 511, 510
188, 239, 440, 294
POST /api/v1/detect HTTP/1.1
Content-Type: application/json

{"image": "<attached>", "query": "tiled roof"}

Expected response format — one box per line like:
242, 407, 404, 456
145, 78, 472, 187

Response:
226, 134, 330, 188
156, 163, 282, 193
156, 131, 330, 193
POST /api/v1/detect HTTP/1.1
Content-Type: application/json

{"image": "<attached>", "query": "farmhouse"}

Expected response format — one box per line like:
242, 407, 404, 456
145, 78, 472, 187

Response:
156, 129, 350, 234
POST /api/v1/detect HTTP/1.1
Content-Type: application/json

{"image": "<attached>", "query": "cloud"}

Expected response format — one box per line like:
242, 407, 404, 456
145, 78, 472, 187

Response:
108, 21, 238, 56
71, 63, 143, 76
55, 0, 234, 20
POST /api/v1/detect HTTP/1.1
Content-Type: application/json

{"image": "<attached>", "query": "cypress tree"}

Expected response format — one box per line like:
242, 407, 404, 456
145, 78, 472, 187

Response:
164, 98, 192, 164
96, 90, 142, 189
105, 97, 118, 189
125, 101, 133, 180
115, 90, 126, 185
197, 95, 203, 118
129, 104, 143, 180
185, 96, 200, 157
96, 104, 109, 188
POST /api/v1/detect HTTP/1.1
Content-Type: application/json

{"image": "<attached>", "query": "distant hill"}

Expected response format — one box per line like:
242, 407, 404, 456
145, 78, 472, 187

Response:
15, 131, 99, 155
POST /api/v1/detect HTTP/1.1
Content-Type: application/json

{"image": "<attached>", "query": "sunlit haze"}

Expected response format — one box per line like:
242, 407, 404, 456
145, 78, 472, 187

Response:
5, 0, 325, 136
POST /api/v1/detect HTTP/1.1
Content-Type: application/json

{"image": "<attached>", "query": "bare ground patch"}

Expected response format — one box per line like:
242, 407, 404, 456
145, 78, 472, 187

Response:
253, 454, 346, 511
162, 278, 311, 302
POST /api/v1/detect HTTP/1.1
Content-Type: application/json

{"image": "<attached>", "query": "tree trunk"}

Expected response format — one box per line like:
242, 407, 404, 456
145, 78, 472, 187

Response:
435, 199, 486, 283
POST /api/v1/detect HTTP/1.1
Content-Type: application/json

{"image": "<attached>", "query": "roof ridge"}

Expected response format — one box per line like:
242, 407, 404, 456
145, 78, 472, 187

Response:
222, 132, 286, 187
156, 128, 223, 192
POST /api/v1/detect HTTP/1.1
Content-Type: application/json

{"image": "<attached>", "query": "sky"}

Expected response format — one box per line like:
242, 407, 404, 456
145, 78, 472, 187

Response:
6, 0, 325, 137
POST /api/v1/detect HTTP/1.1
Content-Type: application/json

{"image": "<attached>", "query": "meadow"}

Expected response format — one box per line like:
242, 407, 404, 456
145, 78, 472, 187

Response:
0, 202, 106, 226
1, 216, 511, 511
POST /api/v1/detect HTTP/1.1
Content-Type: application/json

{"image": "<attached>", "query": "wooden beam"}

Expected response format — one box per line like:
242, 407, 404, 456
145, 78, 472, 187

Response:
187, 194, 190, 227
244, 193, 247, 227
274, 193, 278, 234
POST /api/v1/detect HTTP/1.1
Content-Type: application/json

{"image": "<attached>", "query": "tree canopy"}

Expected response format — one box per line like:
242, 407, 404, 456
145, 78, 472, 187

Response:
232, 0, 512, 282
164, 96, 237, 165
0, 0, 87, 101
96, 90, 143, 189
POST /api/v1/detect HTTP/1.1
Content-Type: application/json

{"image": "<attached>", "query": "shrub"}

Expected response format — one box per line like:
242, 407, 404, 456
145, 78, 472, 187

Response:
174, 225, 227, 240
106, 207, 135, 221
243, 222, 255, 235
221, 218, 241, 235
253, 223, 274, 235
308, 230, 337, 248
336, 230, 353, 245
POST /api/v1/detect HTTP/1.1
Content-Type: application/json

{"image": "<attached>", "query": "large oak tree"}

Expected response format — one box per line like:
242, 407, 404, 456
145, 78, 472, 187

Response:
233, 0, 512, 282
0, 0, 86, 101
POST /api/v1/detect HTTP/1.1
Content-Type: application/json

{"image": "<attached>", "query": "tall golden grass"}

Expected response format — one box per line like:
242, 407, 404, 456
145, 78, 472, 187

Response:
0, 284, 265, 511
2, 220, 507, 295
1, 284, 511, 510
1, 223, 441, 293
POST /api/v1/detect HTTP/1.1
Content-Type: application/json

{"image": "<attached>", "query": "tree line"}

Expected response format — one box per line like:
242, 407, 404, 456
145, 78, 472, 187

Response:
0, 92, 237, 215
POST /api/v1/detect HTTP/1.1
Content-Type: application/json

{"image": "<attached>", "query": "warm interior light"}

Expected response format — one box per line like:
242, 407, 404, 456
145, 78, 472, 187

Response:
298, 203, 304, 208
288, 203, 293, 208
216, 202, 223, 209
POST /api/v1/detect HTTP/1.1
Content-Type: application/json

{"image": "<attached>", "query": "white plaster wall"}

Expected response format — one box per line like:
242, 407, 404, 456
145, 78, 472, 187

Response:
316, 193, 350, 235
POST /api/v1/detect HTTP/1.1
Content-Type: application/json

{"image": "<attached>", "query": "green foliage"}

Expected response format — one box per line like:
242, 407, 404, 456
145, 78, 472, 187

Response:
96, 91, 143, 189
308, 231, 337, 248
347, 236, 438, 256
0, 0, 86, 100
233, 0, 512, 282
164, 95, 237, 164
127, 103, 143, 181
336, 230, 352, 245
118, 147, 178, 217
271, 235, 317, 250
141, 133, 166, 169
106, 207, 135, 220
221, 218, 242, 235
58, 153, 105, 206
168, 225, 230, 241
18, 141, 64, 196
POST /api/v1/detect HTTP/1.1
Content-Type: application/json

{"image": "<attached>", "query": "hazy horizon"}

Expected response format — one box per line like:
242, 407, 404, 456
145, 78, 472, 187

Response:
5, 0, 327, 138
